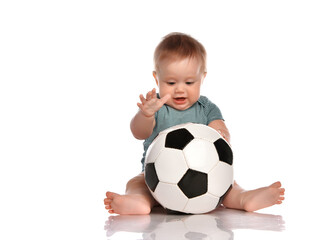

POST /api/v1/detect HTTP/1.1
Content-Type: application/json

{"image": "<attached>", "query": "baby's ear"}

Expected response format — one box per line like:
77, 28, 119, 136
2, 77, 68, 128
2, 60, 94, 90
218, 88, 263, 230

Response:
202, 72, 207, 83
153, 71, 158, 86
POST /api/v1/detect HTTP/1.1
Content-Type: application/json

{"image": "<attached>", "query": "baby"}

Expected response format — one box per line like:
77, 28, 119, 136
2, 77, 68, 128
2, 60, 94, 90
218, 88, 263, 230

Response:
104, 32, 285, 215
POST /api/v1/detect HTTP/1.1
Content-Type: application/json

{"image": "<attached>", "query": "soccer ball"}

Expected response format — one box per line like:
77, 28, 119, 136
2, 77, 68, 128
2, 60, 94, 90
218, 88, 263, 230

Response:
144, 123, 233, 214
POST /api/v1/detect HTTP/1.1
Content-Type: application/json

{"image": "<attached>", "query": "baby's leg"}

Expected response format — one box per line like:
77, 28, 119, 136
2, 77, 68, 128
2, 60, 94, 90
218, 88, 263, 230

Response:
104, 173, 158, 215
222, 181, 285, 212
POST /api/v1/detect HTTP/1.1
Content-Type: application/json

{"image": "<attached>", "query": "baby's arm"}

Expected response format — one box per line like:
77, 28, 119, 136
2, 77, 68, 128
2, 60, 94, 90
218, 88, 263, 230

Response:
208, 120, 231, 144
130, 89, 170, 140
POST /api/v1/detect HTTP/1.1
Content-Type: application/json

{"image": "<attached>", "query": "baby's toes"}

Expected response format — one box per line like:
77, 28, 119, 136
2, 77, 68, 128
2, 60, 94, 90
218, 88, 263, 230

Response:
104, 198, 112, 207
279, 196, 285, 201
270, 181, 282, 188
280, 188, 285, 195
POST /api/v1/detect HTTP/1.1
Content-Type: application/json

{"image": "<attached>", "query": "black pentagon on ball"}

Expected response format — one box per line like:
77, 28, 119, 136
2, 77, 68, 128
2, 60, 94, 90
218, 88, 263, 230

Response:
145, 163, 159, 192
165, 128, 194, 150
178, 169, 208, 198
213, 138, 233, 165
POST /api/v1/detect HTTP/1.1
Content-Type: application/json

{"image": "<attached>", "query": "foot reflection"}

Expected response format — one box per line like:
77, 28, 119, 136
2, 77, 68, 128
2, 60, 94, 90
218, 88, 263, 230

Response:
104, 207, 285, 240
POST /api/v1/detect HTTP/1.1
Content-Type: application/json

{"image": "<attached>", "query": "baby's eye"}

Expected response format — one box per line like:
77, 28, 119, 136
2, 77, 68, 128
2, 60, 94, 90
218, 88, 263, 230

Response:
186, 82, 194, 85
167, 82, 175, 85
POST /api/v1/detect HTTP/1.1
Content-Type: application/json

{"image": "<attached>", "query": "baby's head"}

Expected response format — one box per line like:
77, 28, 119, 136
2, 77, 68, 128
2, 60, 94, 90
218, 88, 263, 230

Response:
154, 32, 207, 74
153, 33, 207, 110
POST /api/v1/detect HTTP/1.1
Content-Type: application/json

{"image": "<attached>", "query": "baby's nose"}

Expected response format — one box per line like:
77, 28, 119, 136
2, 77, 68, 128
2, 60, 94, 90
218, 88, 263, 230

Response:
175, 84, 185, 92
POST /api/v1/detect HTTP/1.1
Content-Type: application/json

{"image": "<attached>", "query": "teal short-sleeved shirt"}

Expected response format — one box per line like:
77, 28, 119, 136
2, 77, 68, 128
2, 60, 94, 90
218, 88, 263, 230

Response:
140, 95, 223, 171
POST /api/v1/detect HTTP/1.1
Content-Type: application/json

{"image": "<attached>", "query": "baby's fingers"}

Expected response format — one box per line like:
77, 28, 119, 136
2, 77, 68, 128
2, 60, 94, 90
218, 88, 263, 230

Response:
139, 94, 146, 105
137, 102, 144, 111
159, 94, 171, 105
146, 88, 156, 100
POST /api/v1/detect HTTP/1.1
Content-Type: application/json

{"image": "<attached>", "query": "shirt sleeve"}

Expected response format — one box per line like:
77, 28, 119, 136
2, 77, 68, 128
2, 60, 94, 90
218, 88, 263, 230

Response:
199, 96, 224, 124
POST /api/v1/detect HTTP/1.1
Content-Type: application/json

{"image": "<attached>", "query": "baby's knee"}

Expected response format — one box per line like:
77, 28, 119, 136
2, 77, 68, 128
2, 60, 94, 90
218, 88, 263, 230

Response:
126, 173, 146, 188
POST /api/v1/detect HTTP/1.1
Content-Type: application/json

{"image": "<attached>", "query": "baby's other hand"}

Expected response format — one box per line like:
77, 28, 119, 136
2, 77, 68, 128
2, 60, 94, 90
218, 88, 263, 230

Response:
137, 89, 170, 117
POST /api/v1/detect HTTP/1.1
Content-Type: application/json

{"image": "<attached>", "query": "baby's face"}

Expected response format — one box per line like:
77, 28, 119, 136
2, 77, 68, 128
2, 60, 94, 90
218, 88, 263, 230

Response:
154, 57, 205, 111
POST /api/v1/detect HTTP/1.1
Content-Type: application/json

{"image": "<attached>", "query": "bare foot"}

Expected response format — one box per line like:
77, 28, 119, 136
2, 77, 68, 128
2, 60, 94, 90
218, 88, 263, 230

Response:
104, 191, 152, 215
241, 181, 285, 212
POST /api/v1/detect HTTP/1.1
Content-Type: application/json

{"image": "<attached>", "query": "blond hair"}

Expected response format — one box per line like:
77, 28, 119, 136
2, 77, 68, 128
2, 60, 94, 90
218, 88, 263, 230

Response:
154, 32, 207, 73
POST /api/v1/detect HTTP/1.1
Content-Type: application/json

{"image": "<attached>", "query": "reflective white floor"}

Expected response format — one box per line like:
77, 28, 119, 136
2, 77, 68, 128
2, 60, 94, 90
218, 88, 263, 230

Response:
104, 205, 311, 240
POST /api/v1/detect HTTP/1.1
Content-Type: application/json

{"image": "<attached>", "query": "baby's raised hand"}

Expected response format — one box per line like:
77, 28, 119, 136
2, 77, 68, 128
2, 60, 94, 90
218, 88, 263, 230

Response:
137, 89, 170, 117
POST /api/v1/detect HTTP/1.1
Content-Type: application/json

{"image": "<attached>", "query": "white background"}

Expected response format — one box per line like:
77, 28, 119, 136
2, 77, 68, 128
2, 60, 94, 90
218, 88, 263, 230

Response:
1, 0, 315, 239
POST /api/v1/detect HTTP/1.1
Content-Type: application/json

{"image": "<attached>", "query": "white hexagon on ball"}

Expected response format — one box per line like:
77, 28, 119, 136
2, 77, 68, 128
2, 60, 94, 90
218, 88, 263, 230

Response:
154, 182, 188, 212
183, 139, 219, 173
208, 161, 234, 197
183, 193, 219, 214
185, 123, 222, 142
146, 133, 167, 164
155, 148, 188, 184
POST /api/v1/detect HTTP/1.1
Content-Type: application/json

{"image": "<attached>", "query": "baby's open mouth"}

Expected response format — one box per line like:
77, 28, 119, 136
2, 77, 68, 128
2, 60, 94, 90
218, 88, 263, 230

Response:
174, 97, 186, 104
